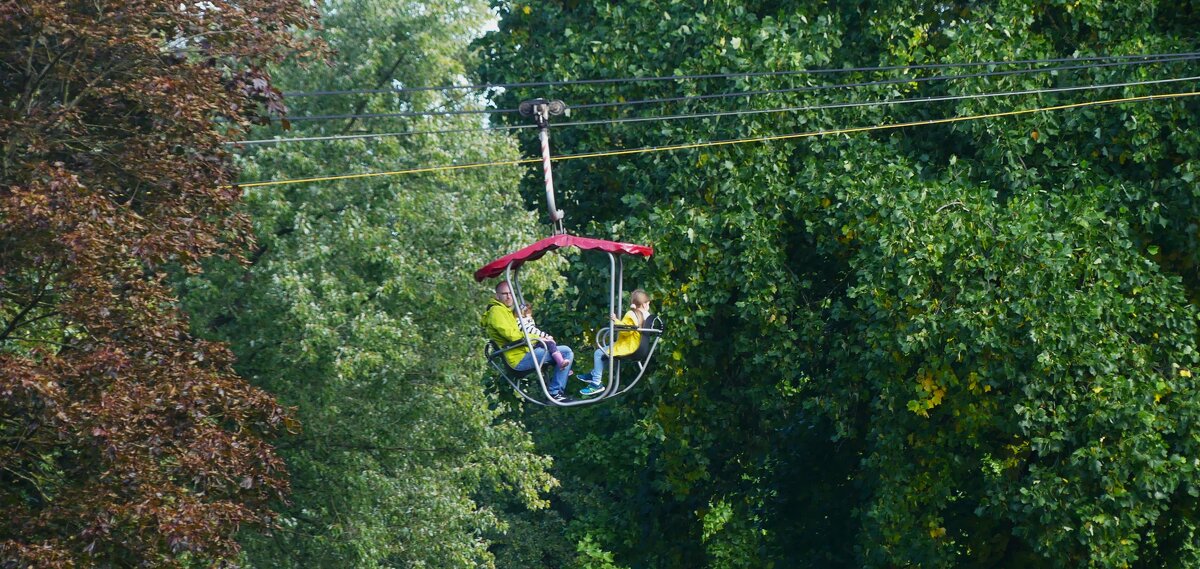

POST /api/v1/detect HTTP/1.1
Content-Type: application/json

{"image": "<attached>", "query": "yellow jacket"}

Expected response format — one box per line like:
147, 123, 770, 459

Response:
481, 299, 533, 368
611, 308, 647, 357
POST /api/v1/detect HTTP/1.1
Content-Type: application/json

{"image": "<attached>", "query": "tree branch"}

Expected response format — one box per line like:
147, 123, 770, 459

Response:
0, 291, 51, 343
6, 336, 73, 349
338, 55, 409, 134
1, 464, 50, 503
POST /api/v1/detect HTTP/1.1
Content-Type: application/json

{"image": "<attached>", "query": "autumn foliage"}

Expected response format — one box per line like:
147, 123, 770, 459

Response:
0, 1, 320, 565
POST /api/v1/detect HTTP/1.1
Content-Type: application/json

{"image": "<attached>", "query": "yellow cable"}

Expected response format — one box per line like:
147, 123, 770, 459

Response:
236, 90, 1200, 189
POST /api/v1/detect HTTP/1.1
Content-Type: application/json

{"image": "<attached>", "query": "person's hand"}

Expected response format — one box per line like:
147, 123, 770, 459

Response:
610, 313, 619, 322
545, 335, 554, 342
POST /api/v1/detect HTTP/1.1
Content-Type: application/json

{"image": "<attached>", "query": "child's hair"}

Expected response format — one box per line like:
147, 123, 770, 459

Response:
519, 303, 533, 316
630, 289, 650, 306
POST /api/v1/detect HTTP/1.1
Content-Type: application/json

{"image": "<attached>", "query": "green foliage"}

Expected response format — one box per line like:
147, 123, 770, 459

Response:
476, 1, 1200, 567
572, 535, 631, 569
179, 1, 559, 567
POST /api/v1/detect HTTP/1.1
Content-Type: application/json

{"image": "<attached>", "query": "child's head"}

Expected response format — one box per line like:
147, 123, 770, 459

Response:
630, 289, 651, 309
520, 303, 533, 317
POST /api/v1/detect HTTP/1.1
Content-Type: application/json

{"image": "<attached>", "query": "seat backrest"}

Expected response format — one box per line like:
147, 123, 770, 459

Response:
622, 314, 662, 361
486, 339, 538, 378
484, 340, 501, 363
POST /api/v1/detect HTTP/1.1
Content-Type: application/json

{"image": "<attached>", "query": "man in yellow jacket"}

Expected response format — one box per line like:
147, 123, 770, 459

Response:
481, 281, 575, 403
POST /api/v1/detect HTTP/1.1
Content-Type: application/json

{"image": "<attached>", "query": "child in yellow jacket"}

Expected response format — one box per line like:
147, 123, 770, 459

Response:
578, 289, 651, 396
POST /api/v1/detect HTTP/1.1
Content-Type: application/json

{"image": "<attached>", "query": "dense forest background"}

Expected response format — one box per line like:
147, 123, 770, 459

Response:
476, 1, 1200, 567
4, 0, 1200, 567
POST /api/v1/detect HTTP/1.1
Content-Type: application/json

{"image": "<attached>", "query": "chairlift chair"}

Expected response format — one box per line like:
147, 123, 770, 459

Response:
476, 98, 663, 407
476, 234, 662, 407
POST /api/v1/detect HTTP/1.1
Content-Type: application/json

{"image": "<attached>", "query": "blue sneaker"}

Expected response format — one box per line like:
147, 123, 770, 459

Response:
579, 383, 605, 397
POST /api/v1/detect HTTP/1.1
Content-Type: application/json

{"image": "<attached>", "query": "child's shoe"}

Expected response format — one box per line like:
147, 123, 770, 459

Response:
579, 383, 605, 397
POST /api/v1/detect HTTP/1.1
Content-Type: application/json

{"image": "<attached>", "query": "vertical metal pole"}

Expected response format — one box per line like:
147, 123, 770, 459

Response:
521, 99, 567, 235
618, 257, 625, 316
538, 127, 564, 235
606, 252, 617, 395
508, 263, 552, 402
614, 256, 625, 393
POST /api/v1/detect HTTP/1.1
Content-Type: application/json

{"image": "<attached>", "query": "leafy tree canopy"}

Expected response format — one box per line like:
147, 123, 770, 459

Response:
180, 1, 561, 567
476, 1, 1200, 567
0, 0, 320, 566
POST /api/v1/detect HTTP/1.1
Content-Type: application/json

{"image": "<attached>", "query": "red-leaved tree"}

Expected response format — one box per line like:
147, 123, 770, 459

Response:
0, 1, 321, 565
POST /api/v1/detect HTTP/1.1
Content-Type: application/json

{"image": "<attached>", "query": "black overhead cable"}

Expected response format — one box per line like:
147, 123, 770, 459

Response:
235, 90, 1200, 189
272, 53, 1200, 124
569, 54, 1200, 113
231, 123, 534, 145
279, 51, 1200, 97
227, 74, 1200, 146
558, 75, 1200, 129
284, 106, 516, 122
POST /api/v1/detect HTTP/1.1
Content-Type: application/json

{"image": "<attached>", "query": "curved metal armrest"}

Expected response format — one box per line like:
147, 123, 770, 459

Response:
596, 314, 665, 350
494, 337, 547, 355
595, 326, 660, 349
611, 325, 663, 333
487, 338, 549, 364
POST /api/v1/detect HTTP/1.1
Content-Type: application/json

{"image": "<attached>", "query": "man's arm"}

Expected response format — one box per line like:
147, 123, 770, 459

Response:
486, 305, 525, 343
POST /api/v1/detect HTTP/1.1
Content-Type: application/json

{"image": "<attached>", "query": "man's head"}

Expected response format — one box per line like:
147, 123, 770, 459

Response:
494, 281, 514, 308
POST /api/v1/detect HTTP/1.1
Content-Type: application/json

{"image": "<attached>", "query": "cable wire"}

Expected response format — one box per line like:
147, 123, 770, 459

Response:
281, 51, 1200, 97
229, 75, 1200, 146
272, 53, 1200, 123
235, 90, 1200, 189
560, 75, 1200, 128
568, 53, 1200, 113
285, 106, 516, 122
231, 123, 535, 146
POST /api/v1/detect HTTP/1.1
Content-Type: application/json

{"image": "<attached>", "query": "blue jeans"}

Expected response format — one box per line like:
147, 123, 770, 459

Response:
586, 347, 611, 384
515, 345, 574, 395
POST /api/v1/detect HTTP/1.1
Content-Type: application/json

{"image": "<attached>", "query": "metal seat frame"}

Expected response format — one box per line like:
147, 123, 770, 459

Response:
493, 252, 660, 407
591, 314, 664, 399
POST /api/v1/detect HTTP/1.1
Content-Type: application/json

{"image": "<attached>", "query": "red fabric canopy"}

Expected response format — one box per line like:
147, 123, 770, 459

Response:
474, 234, 654, 282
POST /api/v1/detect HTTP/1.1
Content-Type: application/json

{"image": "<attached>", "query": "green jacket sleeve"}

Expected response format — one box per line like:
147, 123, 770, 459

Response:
483, 303, 523, 344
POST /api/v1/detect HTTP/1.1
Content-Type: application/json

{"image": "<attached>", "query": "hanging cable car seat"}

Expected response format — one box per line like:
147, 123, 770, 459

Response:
597, 313, 664, 361
591, 313, 664, 394
475, 233, 658, 406
480, 294, 571, 399
484, 338, 549, 379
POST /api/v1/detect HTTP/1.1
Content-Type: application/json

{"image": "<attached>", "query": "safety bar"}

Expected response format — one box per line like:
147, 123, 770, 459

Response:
594, 326, 664, 349
487, 338, 548, 369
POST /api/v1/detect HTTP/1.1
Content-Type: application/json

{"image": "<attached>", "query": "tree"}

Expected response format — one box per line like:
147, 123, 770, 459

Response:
0, 1, 320, 565
476, 1, 1200, 567
178, 1, 559, 566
